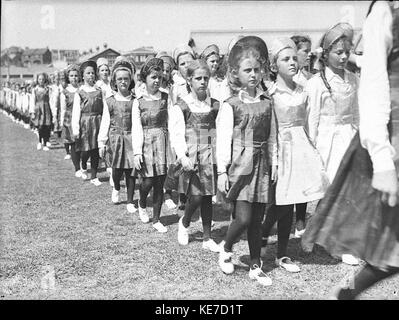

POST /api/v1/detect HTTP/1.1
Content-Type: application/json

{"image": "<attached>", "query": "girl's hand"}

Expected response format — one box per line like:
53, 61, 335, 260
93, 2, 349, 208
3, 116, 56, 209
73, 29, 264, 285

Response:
372, 170, 398, 207
180, 156, 194, 172
271, 165, 278, 183
99, 146, 106, 159
134, 154, 143, 171
217, 172, 229, 194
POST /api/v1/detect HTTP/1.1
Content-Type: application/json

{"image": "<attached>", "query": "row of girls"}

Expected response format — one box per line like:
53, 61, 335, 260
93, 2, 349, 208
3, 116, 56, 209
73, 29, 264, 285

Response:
0, 21, 361, 287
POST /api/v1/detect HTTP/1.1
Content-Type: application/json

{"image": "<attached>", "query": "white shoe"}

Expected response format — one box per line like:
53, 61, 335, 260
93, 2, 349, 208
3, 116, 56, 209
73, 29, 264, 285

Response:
111, 189, 120, 204
219, 245, 234, 274
36, 142, 42, 150
138, 206, 150, 223
46, 142, 51, 147
275, 257, 301, 273
81, 170, 88, 180
249, 262, 273, 286
153, 221, 168, 233
294, 228, 306, 239
90, 178, 102, 186
42, 146, 50, 151
75, 170, 82, 178
342, 254, 360, 266
126, 203, 137, 213
177, 216, 189, 245
164, 198, 177, 209
64, 154, 71, 160
202, 239, 221, 253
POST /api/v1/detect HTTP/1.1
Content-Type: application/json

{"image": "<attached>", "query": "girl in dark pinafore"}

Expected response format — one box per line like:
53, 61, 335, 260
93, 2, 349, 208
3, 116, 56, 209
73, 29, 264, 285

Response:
132, 57, 171, 233
216, 36, 277, 286
302, 0, 399, 299
71, 60, 104, 186
98, 57, 137, 214
170, 59, 220, 252
29, 72, 52, 151
60, 64, 81, 176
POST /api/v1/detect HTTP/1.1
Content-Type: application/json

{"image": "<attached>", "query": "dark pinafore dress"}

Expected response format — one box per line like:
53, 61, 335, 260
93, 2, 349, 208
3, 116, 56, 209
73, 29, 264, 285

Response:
32, 87, 52, 127
177, 98, 219, 196
135, 92, 168, 177
226, 94, 273, 204
61, 89, 75, 144
75, 88, 103, 152
302, 3, 399, 270
105, 95, 134, 169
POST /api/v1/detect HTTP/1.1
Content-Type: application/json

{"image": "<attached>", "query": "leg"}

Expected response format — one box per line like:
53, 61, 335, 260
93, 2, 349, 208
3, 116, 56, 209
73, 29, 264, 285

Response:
90, 148, 100, 179
295, 202, 307, 232
200, 196, 213, 241
139, 177, 154, 209
112, 168, 124, 191
70, 143, 81, 172
151, 175, 166, 224
124, 169, 135, 204
247, 202, 266, 267
42, 125, 51, 145
38, 126, 43, 143
81, 151, 90, 171
337, 264, 399, 300
276, 205, 294, 259
261, 205, 280, 246
182, 195, 202, 228
64, 143, 71, 155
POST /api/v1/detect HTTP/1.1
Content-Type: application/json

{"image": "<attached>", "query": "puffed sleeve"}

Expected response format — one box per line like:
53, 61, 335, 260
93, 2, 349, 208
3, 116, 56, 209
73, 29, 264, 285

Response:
305, 77, 322, 144
216, 101, 234, 173
131, 98, 143, 156
168, 103, 187, 160
59, 91, 66, 126
71, 91, 81, 137
98, 97, 110, 148
268, 100, 278, 167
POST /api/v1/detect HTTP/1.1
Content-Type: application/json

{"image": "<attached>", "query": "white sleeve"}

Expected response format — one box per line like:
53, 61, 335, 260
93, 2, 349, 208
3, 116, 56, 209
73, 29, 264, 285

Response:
71, 92, 81, 136
269, 101, 278, 167
60, 92, 66, 126
98, 97, 110, 148
168, 104, 187, 160
359, 1, 396, 173
216, 102, 234, 173
29, 90, 36, 113
131, 99, 144, 156
305, 78, 322, 144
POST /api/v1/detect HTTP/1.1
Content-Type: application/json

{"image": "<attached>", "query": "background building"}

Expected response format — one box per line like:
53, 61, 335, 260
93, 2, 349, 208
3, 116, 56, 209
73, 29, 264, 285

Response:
123, 47, 157, 68
21, 48, 52, 67
78, 48, 121, 68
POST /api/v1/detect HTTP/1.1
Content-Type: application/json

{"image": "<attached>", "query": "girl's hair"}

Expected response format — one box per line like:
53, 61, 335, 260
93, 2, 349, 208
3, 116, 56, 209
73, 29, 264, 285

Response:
35, 72, 49, 86
65, 66, 81, 85
290, 35, 312, 49
111, 68, 135, 92
228, 47, 266, 94
319, 35, 351, 95
140, 58, 164, 83
185, 59, 210, 93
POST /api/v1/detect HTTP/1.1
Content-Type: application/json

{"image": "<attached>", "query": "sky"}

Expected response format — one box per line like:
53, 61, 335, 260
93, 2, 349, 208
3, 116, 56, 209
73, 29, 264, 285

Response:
1, 0, 370, 54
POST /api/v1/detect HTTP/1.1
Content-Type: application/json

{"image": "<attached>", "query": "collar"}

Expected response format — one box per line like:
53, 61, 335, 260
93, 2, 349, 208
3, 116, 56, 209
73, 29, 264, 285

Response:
114, 91, 133, 101
325, 66, 350, 83
269, 81, 302, 95
140, 85, 162, 100
183, 92, 211, 106
66, 84, 78, 93
173, 73, 187, 85
238, 87, 266, 102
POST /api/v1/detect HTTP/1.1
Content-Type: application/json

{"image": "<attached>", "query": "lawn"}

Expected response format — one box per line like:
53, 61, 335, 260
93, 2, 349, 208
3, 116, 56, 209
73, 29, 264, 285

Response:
1, 113, 398, 300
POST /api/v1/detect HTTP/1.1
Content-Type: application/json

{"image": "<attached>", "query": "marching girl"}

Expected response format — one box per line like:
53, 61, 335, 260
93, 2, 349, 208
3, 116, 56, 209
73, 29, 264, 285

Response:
216, 36, 277, 286
60, 64, 82, 176
71, 60, 104, 186
303, 0, 399, 299
291, 35, 314, 88
171, 44, 195, 104
200, 44, 222, 99
260, 38, 329, 273
98, 57, 137, 213
20, 86, 31, 129
49, 72, 61, 138
132, 57, 170, 232
29, 73, 52, 151
169, 59, 220, 252
305, 22, 360, 266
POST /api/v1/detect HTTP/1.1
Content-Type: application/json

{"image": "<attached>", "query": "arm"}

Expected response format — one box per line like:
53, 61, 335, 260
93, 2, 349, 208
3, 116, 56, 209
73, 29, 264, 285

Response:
98, 97, 110, 148
71, 91, 81, 137
29, 89, 36, 114
268, 100, 278, 168
305, 78, 322, 144
168, 104, 188, 160
59, 91, 66, 126
352, 74, 360, 130
131, 99, 144, 156
216, 102, 234, 174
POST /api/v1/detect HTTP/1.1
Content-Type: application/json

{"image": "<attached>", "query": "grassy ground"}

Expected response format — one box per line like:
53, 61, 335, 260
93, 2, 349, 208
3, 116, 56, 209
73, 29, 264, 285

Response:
0, 112, 398, 300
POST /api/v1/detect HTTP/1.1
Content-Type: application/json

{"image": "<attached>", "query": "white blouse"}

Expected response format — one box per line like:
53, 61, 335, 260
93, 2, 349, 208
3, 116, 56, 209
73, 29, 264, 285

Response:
359, 0, 396, 173
60, 85, 78, 126
216, 88, 278, 173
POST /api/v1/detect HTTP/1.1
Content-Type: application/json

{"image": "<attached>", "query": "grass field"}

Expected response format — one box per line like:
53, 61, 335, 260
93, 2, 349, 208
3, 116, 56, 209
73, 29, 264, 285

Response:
1, 112, 398, 300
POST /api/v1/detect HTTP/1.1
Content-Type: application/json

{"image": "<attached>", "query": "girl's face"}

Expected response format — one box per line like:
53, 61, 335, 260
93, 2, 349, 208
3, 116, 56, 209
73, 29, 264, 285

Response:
178, 53, 194, 79
99, 65, 110, 81
146, 69, 162, 94
22, 88, 27, 94
297, 41, 311, 69
68, 70, 79, 87
206, 54, 219, 76
327, 38, 351, 72
189, 68, 210, 97
37, 75, 45, 86
162, 62, 172, 84
83, 66, 96, 86
115, 70, 131, 94
236, 56, 262, 91
276, 48, 298, 79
